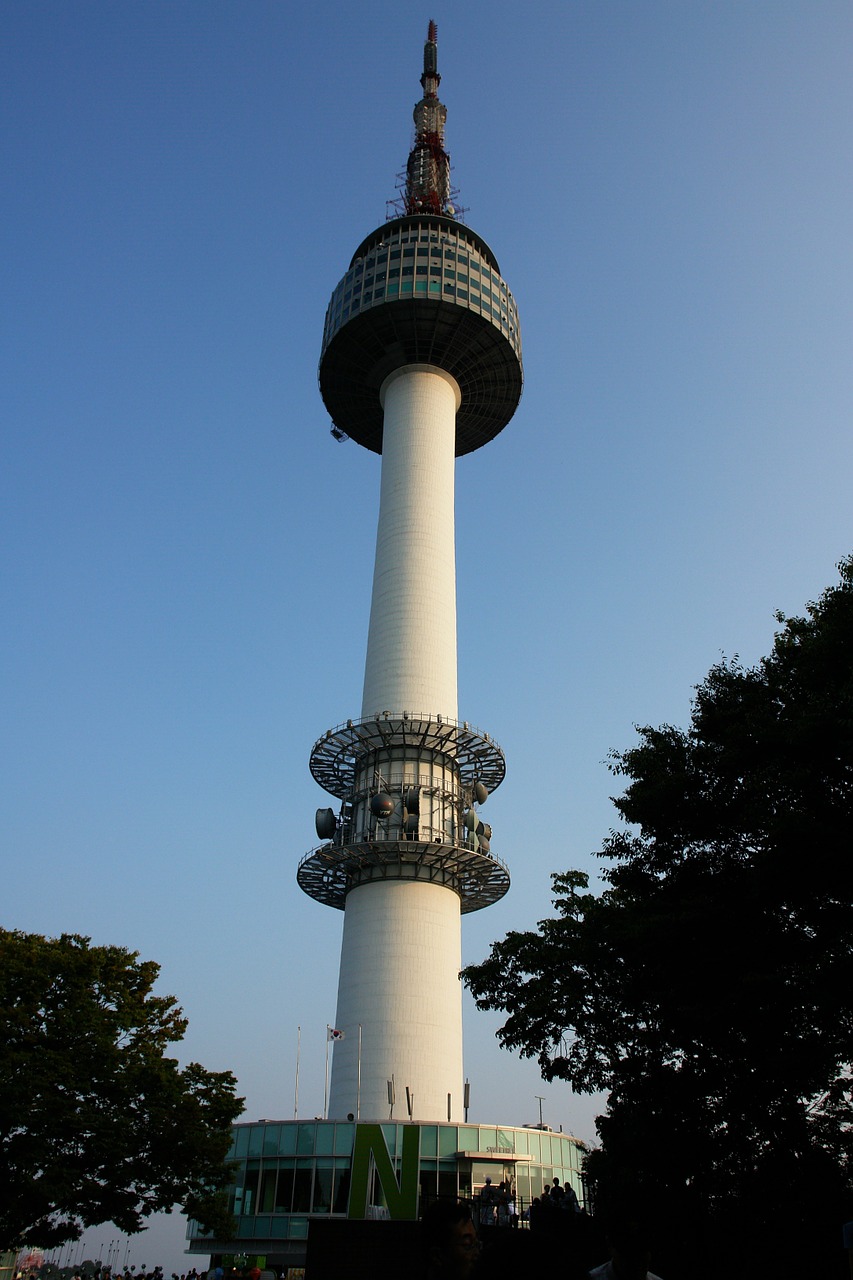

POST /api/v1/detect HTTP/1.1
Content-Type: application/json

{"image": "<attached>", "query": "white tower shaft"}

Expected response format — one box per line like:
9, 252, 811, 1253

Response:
361, 366, 461, 721
331, 366, 464, 1120
328, 879, 463, 1122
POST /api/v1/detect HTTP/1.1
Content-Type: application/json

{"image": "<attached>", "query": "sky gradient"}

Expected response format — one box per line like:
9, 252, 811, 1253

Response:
4, 0, 852, 1268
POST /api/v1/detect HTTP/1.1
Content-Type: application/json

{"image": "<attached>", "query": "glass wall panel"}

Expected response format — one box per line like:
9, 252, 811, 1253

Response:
289, 1218, 309, 1239
297, 1124, 316, 1154
438, 1127, 458, 1157
258, 1169, 277, 1212
381, 1124, 398, 1156
420, 1126, 437, 1157
274, 1165, 294, 1213
334, 1123, 354, 1155
477, 1128, 497, 1151
438, 1170, 458, 1202
312, 1161, 333, 1213
332, 1161, 351, 1214
292, 1162, 313, 1212
458, 1127, 478, 1151
419, 1166, 436, 1204
247, 1127, 263, 1157
314, 1124, 334, 1156
515, 1165, 531, 1212
242, 1161, 260, 1215
262, 1126, 280, 1157
496, 1129, 516, 1154
278, 1125, 297, 1156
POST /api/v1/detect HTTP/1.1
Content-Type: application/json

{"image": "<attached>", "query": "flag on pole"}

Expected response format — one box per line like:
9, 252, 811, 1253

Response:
328, 1027, 345, 1041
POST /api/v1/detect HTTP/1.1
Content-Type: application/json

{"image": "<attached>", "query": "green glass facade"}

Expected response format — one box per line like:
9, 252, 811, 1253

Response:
187, 1119, 585, 1270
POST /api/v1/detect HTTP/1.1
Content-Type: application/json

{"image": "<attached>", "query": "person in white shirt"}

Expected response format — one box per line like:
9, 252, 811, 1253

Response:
588, 1219, 664, 1280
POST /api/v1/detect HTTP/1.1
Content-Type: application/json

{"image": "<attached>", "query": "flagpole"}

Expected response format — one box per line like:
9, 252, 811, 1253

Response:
357, 1023, 362, 1121
294, 1025, 301, 1121
324, 1025, 330, 1120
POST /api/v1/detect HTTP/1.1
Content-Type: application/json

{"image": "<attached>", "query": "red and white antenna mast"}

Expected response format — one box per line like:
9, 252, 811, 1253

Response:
404, 20, 453, 216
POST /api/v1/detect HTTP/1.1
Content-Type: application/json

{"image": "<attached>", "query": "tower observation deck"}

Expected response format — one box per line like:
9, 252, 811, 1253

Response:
299, 22, 523, 1124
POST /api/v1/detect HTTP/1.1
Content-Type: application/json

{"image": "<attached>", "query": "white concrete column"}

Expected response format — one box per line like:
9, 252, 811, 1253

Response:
327, 879, 463, 1121
360, 365, 461, 721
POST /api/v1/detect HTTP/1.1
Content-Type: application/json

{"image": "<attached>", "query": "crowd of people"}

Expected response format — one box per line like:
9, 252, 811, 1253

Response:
525, 1176, 583, 1230
474, 1174, 583, 1232
13, 1263, 258, 1280
14, 1266, 208, 1280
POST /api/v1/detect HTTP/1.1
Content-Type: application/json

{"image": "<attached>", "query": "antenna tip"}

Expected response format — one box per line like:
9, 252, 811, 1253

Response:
428, 19, 437, 43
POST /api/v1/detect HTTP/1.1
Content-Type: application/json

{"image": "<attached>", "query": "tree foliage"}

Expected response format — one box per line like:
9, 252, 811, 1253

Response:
0, 931, 244, 1249
463, 557, 853, 1273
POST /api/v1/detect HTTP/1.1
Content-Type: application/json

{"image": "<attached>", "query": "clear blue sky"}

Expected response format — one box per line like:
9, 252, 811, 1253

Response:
4, 0, 852, 1268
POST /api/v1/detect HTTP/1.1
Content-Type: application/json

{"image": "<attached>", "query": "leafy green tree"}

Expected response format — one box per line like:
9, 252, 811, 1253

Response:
0, 931, 244, 1249
463, 557, 853, 1275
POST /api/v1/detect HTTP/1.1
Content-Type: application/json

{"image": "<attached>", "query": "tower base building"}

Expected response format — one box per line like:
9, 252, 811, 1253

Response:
187, 1119, 585, 1273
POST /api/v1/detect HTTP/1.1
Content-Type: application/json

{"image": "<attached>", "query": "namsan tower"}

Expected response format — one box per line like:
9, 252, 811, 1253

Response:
298, 21, 523, 1125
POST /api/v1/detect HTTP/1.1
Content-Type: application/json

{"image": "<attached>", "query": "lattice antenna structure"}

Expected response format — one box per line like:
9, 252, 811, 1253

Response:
405, 20, 452, 216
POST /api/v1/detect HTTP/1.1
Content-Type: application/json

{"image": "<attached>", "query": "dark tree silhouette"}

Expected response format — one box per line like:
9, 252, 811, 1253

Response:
464, 557, 853, 1277
0, 931, 244, 1248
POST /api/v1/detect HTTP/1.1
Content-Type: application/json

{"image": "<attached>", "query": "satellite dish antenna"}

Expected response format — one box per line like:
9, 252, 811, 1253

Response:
371, 792, 395, 818
315, 808, 336, 840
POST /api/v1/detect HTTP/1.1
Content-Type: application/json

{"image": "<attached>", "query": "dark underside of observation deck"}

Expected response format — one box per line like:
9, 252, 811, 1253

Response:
318, 298, 523, 457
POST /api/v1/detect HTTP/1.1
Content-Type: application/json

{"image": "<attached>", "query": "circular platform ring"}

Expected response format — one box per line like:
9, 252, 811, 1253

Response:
297, 838, 510, 914
308, 713, 506, 801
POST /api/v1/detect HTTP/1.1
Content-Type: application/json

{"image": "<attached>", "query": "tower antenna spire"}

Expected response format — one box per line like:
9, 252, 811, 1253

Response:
405, 19, 453, 216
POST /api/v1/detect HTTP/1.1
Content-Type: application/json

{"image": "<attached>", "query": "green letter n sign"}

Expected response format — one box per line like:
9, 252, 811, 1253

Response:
348, 1124, 420, 1219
